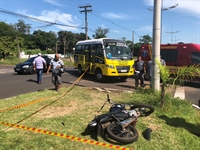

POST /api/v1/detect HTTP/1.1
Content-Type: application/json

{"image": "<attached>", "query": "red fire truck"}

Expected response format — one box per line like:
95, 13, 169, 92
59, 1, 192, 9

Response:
139, 43, 200, 81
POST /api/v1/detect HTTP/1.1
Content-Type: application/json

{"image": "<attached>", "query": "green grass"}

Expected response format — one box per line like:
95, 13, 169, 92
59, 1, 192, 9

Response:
0, 56, 74, 66
0, 86, 200, 150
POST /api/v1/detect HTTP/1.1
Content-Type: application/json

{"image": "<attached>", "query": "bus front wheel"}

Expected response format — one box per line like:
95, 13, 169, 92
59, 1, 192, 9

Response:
78, 65, 83, 75
95, 69, 104, 82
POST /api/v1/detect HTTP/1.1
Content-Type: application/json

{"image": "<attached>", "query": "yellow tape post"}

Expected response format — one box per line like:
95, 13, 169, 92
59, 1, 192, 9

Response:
0, 122, 133, 150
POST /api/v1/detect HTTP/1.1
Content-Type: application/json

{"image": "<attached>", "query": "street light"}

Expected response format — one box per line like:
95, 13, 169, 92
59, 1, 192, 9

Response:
148, 2, 178, 43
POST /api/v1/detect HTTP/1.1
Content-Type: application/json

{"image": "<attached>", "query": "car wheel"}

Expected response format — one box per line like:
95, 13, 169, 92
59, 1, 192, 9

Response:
30, 66, 36, 74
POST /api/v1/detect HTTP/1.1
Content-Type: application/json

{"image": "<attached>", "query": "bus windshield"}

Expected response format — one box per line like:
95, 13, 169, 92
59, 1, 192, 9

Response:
104, 42, 133, 60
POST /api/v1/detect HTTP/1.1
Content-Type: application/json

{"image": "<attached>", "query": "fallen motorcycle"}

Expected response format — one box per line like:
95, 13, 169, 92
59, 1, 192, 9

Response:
86, 94, 154, 144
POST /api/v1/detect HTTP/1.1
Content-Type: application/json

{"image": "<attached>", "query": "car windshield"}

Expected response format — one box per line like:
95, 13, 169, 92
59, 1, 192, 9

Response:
105, 42, 133, 60
24, 57, 36, 62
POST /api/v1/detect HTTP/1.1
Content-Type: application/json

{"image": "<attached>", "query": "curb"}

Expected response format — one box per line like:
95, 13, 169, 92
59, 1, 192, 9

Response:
174, 87, 185, 99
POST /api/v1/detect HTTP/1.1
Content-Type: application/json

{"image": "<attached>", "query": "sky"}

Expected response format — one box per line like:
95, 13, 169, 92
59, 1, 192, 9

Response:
0, 0, 199, 44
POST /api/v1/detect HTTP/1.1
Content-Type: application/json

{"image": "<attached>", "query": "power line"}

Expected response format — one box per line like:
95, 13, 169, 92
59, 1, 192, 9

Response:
0, 8, 83, 29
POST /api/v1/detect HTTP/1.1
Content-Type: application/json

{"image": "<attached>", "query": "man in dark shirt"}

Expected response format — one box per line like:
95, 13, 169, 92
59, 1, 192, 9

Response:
134, 56, 146, 88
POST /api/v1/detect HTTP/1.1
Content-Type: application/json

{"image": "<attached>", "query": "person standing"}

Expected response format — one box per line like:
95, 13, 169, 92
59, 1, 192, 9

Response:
47, 54, 64, 92
134, 55, 146, 88
33, 53, 46, 84
147, 55, 166, 86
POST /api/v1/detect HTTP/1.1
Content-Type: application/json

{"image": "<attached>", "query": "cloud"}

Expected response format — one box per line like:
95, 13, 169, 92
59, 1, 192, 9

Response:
43, 0, 63, 7
101, 12, 129, 20
17, 9, 82, 31
112, 30, 119, 33
144, 0, 200, 17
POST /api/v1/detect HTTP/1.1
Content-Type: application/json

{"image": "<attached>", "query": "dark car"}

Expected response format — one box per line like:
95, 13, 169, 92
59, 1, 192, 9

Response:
14, 55, 53, 74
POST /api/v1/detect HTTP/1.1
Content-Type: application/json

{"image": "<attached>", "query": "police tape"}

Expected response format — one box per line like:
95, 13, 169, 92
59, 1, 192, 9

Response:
0, 122, 133, 150
0, 66, 89, 113
0, 95, 56, 113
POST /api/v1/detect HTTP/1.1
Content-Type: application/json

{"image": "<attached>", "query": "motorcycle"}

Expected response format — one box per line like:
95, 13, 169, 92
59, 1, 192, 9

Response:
86, 94, 154, 144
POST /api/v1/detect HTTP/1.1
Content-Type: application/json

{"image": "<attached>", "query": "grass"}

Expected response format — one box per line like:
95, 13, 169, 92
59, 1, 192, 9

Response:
0, 56, 74, 66
0, 86, 200, 150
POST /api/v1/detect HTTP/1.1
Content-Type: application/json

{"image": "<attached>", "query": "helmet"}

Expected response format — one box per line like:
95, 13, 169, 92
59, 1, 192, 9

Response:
109, 104, 125, 113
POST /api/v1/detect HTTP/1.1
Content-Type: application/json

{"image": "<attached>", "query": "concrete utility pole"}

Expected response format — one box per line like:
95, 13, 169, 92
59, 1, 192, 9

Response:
132, 31, 134, 55
152, 0, 162, 91
79, 5, 92, 40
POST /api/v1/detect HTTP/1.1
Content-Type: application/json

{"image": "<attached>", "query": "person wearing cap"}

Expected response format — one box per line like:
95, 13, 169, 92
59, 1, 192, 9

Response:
134, 55, 146, 88
33, 53, 46, 84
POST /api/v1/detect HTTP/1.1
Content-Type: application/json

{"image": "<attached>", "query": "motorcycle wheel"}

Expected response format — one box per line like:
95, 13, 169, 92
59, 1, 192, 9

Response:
131, 104, 154, 117
106, 122, 138, 144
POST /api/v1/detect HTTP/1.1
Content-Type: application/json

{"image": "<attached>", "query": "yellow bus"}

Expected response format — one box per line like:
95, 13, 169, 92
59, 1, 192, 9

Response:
74, 38, 134, 82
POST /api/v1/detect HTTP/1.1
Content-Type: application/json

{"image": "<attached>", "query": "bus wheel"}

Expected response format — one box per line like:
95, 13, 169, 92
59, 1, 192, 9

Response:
95, 69, 104, 82
78, 65, 83, 75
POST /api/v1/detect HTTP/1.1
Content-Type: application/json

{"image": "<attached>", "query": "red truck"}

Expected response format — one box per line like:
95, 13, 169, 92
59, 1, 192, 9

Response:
139, 43, 200, 81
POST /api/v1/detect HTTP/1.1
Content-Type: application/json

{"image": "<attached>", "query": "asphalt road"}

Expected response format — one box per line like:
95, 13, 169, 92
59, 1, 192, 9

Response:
0, 65, 199, 106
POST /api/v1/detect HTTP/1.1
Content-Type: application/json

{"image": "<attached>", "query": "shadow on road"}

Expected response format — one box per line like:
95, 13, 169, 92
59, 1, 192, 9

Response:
27, 79, 37, 83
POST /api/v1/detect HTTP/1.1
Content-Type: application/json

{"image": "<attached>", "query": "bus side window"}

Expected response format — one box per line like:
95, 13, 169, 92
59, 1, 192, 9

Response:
96, 44, 103, 58
75, 45, 82, 54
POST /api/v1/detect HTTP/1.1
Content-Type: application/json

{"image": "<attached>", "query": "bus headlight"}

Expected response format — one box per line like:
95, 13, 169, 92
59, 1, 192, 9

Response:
106, 64, 115, 69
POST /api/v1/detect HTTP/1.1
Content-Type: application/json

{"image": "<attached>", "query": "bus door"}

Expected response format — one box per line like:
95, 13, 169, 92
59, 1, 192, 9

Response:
83, 45, 90, 70
90, 45, 96, 74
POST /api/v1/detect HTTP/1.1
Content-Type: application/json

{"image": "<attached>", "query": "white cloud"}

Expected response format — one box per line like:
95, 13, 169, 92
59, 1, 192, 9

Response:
112, 30, 119, 33
17, 9, 82, 31
43, 0, 63, 7
144, 0, 200, 17
102, 12, 129, 20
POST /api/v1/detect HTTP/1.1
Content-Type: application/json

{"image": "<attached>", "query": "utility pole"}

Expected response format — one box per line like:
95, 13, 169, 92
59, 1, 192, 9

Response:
15, 24, 21, 61
132, 31, 134, 55
152, 0, 162, 91
79, 5, 92, 40
165, 26, 180, 44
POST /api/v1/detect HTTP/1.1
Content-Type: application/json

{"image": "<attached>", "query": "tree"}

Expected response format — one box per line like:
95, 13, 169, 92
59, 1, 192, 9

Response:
156, 59, 200, 108
74, 32, 88, 41
0, 21, 15, 37
92, 27, 109, 39
57, 31, 76, 56
0, 36, 17, 58
133, 42, 141, 56
14, 20, 29, 35
33, 30, 56, 51
139, 34, 152, 44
